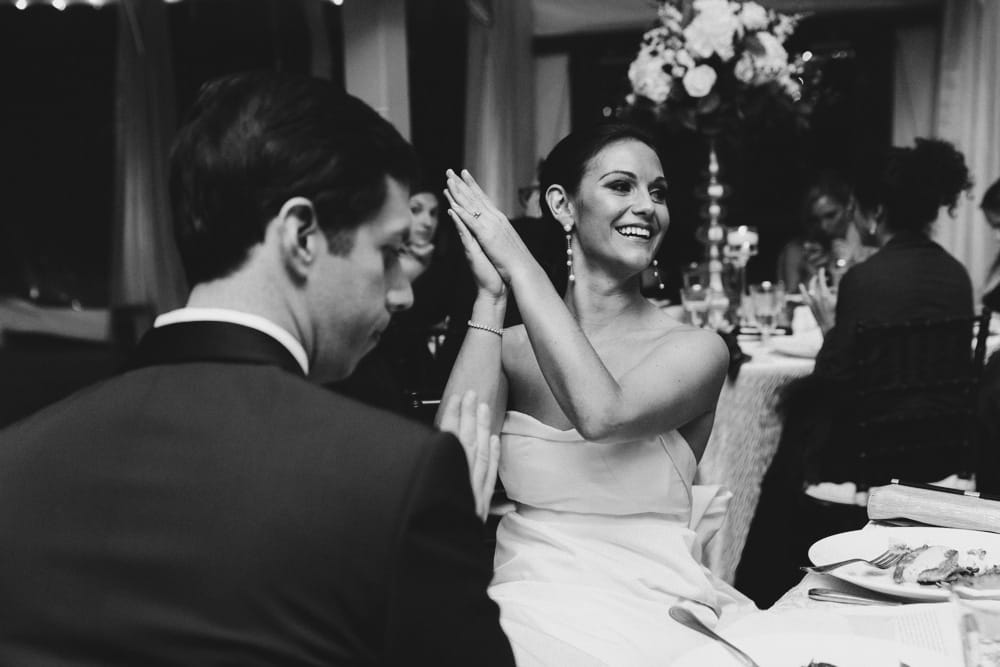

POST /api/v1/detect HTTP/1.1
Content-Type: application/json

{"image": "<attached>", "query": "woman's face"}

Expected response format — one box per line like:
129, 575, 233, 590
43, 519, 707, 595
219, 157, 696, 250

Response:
984, 208, 1000, 242
408, 192, 439, 246
570, 139, 669, 277
808, 195, 851, 239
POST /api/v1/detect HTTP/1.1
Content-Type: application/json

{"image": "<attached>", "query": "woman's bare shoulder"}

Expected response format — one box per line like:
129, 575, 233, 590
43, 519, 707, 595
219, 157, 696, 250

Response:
642, 315, 730, 377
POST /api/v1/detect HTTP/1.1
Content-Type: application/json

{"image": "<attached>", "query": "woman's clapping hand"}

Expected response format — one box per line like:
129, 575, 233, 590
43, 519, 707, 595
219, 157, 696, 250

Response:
437, 389, 500, 522
444, 169, 534, 299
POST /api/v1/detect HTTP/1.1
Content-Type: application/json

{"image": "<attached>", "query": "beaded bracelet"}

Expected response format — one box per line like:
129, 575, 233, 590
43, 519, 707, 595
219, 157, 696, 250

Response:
467, 320, 503, 337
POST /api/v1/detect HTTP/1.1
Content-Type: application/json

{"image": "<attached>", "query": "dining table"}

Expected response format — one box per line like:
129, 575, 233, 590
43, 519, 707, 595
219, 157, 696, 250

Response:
698, 330, 820, 584
674, 519, 1000, 666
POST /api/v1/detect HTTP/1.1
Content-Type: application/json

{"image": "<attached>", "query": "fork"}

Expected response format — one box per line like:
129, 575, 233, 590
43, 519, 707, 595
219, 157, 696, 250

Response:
801, 548, 904, 574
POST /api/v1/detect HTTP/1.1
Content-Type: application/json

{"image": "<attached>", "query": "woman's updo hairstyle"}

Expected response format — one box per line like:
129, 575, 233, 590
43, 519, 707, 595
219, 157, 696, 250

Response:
538, 122, 659, 226
879, 138, 972, 233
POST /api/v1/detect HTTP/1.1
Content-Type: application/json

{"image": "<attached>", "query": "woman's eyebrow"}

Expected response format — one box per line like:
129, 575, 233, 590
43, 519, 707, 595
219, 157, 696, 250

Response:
599, 170, 637, 180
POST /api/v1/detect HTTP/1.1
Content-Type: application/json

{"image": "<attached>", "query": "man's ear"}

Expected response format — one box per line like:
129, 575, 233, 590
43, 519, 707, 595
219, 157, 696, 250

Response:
276, 196, 319, 282
544, 184, 574, 233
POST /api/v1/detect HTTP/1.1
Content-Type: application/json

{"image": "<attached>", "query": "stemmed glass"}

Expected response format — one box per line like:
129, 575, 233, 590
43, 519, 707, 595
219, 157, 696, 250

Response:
723, 225, 759, 326
748, 281, 784, 347
680, 284, 711, 328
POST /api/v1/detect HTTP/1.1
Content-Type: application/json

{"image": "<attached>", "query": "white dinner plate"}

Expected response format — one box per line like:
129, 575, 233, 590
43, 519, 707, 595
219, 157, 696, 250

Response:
769, 334, 822, 359
673, 632, 942, 667
808, 526, 1000, 601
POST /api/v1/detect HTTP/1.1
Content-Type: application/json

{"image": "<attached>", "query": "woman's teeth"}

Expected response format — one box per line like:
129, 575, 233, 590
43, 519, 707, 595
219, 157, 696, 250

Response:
616, 226, 651, 239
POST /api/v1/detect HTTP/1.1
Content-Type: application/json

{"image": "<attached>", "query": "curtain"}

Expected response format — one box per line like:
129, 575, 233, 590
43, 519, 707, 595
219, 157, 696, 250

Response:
464, 0, 535, 216
535, 53, 571, 172
933, 0, 1000, 301
891, 23, 938, 147
111, 0, 187, 317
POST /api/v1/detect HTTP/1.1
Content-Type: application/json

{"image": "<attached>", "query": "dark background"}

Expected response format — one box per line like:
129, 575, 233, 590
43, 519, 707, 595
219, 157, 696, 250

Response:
0, 1, 939, 306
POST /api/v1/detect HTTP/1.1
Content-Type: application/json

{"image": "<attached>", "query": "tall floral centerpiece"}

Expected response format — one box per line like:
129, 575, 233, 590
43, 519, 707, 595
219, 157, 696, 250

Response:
626, 0, 805, 136
624, 0, 809, 324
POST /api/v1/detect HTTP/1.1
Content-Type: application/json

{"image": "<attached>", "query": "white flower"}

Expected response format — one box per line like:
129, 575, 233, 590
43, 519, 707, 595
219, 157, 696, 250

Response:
675, 48, 695, 70
739, 2, 770, 31
772, 14, 797, 42
683, 0, 740, 61
751, 31, 788, 81
657, 2, 684, 31
778, 74, 802, 101
629, 53, 673, 104
683, 64, 718, 98
734, 54, 756, 83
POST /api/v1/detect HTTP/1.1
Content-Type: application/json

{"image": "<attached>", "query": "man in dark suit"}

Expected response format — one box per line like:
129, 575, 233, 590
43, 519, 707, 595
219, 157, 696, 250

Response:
0, 71, 513, 666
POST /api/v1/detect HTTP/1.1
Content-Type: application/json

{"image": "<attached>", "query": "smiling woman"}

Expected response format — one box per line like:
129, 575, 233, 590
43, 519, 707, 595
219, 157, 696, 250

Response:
436, 122, 755, 666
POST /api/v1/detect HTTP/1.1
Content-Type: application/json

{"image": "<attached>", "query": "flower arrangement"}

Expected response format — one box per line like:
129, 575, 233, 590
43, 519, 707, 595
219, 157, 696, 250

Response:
625, 0, 808, 136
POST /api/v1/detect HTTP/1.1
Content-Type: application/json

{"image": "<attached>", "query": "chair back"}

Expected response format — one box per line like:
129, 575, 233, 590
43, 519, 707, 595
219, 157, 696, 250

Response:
851, 310, 990, 489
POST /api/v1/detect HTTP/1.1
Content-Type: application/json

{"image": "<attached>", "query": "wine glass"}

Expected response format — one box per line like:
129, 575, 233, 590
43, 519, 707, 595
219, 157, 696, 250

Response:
680, 284, 711, 328
748, 281, 784, 347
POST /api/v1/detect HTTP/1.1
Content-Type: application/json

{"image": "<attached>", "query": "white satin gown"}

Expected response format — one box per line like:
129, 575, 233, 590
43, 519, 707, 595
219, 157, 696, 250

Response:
488, 411, 756, 666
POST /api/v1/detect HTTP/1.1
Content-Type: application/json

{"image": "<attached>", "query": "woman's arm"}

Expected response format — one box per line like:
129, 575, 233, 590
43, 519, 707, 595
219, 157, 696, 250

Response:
434, 181, 510, 434
446, 170, 728, 444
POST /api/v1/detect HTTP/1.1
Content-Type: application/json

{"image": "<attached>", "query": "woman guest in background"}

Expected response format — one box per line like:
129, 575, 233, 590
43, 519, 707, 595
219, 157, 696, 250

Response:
980, 178, 1000, 311
736, 138, 975, 607
438, 123, 755, 666
976, 177, 1000, 493
777, 173, 877, 291
329, 183, 452, 417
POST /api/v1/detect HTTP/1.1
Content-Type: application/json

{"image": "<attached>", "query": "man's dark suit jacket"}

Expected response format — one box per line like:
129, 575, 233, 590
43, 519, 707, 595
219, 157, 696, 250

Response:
0, 321, 514, 666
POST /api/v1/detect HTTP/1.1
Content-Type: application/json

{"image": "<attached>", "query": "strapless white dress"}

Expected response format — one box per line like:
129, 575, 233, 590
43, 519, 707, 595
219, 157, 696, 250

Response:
489, 411, 756, 666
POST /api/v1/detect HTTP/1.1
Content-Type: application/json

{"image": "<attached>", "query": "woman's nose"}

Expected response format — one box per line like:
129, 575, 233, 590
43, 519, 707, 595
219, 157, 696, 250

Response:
632, 190, 654, 215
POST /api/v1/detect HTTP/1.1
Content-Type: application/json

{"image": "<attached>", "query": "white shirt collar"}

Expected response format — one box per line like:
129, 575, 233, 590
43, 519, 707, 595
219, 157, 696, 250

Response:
154, 307, 309, 374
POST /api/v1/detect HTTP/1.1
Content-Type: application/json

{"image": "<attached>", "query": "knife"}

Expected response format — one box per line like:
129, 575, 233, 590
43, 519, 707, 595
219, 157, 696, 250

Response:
807, 587, 904, 606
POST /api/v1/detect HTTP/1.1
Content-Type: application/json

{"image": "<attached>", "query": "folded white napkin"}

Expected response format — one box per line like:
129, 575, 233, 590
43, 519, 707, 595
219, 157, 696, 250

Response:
867, 483, 1000, 533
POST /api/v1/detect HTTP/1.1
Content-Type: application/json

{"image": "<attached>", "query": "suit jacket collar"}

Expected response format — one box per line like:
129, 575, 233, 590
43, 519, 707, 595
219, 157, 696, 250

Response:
125, 321, 307, 377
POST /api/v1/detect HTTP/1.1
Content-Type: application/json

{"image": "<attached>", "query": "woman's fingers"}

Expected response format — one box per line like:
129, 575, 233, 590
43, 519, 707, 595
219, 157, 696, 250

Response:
460, 169, 503, 218
445, 169, 484, 221
471, 403, 499, 521
436, 391, 461, 430
436, 392, 499, 522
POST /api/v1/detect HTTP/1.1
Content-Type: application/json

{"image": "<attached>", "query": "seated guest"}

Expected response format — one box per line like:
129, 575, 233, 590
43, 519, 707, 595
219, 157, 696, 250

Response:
981, 178, 1000, 311
777, 172, 877, 291
0, 71, 514, 666
329, 183, 452, 416
977, 177, 1000, 492
737, 138, 975, 607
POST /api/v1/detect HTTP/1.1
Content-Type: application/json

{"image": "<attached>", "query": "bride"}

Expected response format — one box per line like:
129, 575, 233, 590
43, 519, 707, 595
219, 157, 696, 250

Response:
439, 123, 755, 666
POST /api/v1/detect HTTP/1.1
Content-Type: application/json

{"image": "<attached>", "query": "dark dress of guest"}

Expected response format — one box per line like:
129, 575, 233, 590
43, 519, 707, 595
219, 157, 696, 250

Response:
329, 189, 455, 418
736, 138, 975, 608
976, 178, 1000, 492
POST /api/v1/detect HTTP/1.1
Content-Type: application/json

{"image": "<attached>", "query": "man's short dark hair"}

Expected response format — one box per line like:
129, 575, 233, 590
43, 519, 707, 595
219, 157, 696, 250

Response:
169, 71, 418, 285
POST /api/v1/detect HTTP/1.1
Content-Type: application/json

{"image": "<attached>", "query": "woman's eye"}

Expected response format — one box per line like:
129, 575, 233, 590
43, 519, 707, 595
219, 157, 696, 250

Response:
608, 181, 632, 193
650, 188, 667, 204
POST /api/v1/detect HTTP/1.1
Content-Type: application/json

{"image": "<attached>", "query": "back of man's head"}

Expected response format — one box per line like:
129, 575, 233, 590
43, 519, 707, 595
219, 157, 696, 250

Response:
169, 70, 418, 287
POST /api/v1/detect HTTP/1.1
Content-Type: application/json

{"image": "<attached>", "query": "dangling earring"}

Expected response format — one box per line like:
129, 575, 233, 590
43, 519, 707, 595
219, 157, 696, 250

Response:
652, 258, 664, 291
564, 224, 575, 283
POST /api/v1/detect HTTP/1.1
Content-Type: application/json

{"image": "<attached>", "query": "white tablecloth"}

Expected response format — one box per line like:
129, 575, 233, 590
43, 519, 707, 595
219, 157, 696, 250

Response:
699, 339, 815, 583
